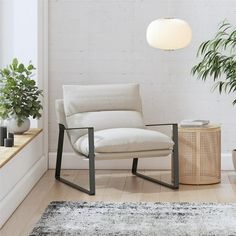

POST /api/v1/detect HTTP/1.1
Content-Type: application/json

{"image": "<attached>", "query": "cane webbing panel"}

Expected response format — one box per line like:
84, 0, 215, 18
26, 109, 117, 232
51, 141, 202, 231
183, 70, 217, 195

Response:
179, 125, 221, 185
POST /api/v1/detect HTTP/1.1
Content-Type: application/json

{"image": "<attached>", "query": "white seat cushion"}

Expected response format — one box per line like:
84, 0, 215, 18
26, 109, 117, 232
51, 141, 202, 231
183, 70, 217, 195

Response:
73, 128, 174, 156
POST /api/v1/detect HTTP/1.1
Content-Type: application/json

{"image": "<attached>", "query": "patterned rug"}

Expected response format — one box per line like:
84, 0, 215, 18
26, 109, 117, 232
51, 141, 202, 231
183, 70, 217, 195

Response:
30, 201, 236, 236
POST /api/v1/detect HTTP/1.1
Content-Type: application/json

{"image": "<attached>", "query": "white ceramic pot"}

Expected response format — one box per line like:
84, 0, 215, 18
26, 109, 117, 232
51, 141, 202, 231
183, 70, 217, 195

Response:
232, 149, 236, 170
4, 117, 30, 134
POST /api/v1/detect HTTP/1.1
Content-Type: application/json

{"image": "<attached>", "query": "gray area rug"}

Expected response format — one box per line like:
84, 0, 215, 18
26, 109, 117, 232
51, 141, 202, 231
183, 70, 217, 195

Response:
30, 201, 236, 236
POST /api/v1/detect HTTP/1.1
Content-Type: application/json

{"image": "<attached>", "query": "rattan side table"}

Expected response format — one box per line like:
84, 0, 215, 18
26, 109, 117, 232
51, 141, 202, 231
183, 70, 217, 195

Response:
178, 124, 221, 185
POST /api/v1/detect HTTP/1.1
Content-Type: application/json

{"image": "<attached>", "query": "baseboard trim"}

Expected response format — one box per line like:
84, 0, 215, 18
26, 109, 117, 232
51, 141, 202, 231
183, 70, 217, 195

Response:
49, 152, 234, 170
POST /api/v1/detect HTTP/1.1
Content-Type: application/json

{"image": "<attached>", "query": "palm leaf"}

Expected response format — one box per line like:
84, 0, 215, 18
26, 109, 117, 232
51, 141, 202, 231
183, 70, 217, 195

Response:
192, 20, 236, 105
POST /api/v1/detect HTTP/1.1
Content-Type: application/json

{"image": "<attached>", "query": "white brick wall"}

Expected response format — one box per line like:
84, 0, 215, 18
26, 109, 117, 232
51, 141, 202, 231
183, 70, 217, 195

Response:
48, 0, 236, 155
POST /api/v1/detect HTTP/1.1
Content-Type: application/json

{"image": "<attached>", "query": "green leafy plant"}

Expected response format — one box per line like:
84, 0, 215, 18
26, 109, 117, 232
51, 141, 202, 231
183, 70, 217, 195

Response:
192, 21, 236, 105
0, 58, 43, 125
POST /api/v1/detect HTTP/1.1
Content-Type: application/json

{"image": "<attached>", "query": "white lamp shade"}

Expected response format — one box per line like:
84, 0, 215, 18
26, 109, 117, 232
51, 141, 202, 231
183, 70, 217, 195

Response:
146, 18, 192, 50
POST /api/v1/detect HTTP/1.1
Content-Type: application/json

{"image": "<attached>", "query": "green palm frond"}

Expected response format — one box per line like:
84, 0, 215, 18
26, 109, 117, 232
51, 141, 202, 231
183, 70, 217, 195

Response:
192, 20, 236, 105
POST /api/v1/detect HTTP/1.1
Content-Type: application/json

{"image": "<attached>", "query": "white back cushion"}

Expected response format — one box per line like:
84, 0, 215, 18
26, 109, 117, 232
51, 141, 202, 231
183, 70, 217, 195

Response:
63, 84, 145, 143
63, 83, 142, 115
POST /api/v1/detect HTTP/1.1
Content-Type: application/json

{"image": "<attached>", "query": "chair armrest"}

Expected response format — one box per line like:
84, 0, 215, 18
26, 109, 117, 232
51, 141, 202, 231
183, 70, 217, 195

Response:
65, 126, 94, 131
59, 124, 95, 157
146, 123, 178, 127
145, 123, 178, 147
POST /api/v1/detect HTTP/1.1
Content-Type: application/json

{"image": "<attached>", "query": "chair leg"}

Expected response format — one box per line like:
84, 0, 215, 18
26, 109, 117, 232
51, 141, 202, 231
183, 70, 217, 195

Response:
88, 128, 95, 195
132, 158, 138, 174
55, 124, 64, 179
131, 125, 179, 190
131, 156, 179, 189
55, 124, 96, 195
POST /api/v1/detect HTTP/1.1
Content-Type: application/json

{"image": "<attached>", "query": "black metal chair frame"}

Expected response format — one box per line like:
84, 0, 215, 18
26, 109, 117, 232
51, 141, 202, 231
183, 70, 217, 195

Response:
55, 123, 179, 195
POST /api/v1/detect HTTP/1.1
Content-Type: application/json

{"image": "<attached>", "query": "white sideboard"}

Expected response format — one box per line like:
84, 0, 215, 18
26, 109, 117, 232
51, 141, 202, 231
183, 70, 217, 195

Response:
0, 129, 47, 228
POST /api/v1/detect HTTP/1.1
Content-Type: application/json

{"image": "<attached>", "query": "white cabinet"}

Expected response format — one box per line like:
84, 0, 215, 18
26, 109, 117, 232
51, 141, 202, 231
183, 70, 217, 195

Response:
0, 130, 47, 228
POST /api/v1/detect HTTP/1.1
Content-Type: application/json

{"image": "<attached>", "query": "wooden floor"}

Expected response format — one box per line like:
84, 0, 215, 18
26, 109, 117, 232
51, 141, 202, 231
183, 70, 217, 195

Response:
1, 170, 236, 236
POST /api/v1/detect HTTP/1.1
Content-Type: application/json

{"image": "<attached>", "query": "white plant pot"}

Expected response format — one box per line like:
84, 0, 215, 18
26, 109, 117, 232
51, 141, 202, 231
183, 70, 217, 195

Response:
232, 149, 236, 170
4, 117, 30, 134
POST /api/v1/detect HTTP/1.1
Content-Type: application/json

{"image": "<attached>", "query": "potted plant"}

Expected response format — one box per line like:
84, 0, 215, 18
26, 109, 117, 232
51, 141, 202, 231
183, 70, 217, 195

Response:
0, 58, 43, 134
191, 20, 236, 168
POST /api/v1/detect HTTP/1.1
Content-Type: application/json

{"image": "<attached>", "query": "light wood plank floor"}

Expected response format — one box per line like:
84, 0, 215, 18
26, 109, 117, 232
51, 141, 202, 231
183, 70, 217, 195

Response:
1, 170, 236, 236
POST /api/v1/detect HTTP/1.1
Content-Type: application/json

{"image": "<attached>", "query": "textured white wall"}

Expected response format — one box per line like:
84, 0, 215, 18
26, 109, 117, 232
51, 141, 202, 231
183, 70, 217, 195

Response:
49, 0, 236, 154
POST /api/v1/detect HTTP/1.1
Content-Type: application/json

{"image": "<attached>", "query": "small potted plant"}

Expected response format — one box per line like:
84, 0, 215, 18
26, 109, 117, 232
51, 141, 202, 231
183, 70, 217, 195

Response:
191, 20, 236, 168
0, 58, 43, 134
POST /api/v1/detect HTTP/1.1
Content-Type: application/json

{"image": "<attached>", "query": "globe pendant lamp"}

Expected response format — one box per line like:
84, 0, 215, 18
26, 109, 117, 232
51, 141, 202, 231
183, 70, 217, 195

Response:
146, 18, 192, 50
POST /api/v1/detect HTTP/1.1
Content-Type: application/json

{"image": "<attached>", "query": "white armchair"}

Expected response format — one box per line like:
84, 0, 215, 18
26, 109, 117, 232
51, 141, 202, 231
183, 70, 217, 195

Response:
55, 84, 179, 195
